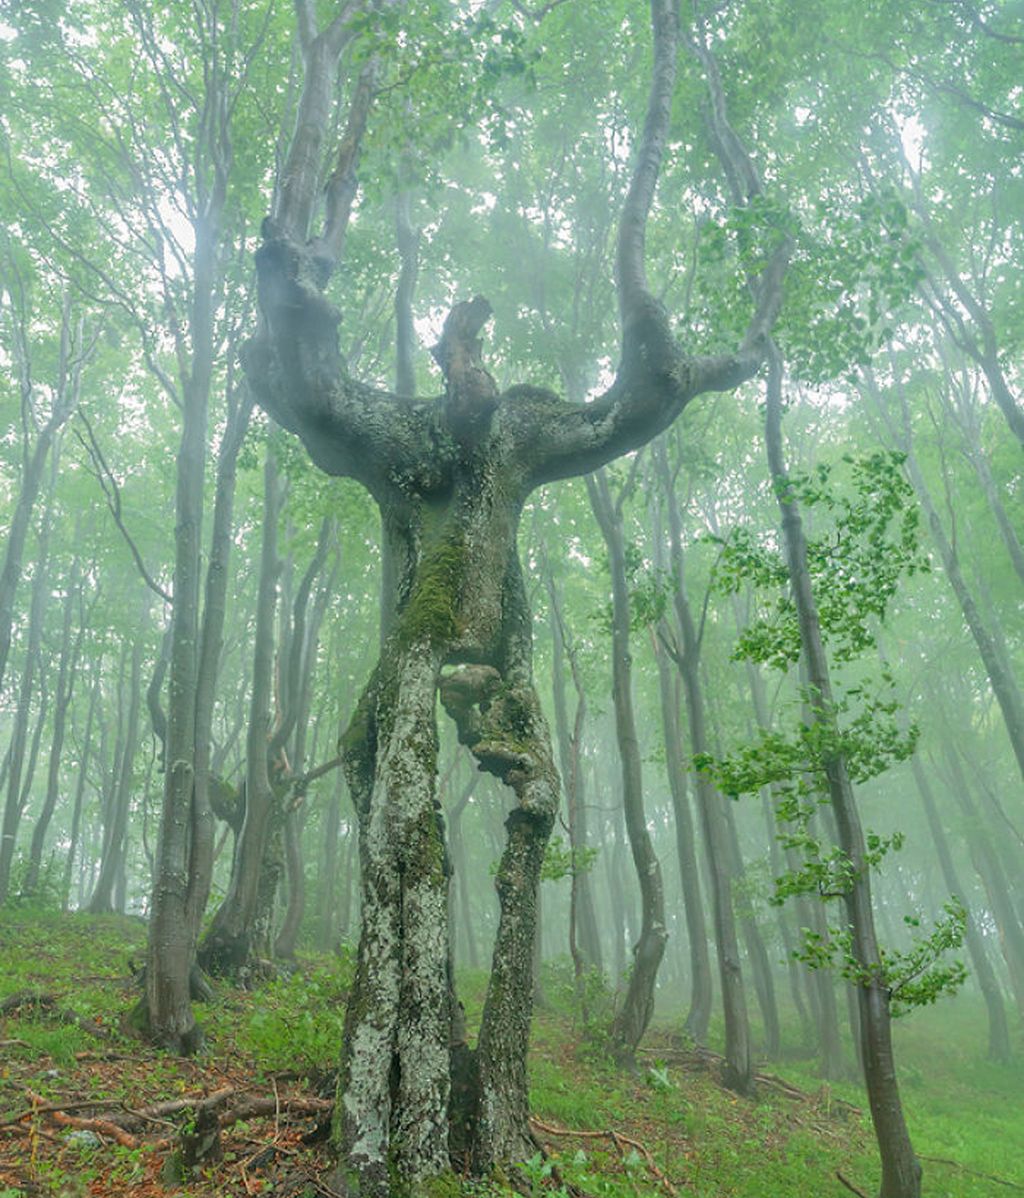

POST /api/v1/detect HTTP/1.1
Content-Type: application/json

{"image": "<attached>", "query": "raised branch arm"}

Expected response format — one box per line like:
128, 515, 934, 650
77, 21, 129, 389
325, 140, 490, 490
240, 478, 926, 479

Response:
522, 0, 789, 488
245, 233, 444, 498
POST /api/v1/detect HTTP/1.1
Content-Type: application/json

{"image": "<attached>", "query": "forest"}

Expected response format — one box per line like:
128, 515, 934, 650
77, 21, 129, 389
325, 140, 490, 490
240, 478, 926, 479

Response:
0, 1, 1022, 1196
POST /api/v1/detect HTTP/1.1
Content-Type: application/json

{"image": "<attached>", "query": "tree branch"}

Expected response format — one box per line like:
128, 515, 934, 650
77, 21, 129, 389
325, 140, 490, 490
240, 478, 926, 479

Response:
73, 410, 172, 603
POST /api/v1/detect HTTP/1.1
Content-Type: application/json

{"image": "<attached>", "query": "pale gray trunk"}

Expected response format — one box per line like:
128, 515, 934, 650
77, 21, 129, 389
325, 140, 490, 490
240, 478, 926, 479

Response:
546, 563, 603, 978
25, 557, 83, 894
0, 452, 58, 902
911, 758, 1010, 1061
657, 441, 753, 1094
652, 628, 712, 1043
63, 670, 100, 910
0, 289, 85, 697
88, 617, 145, 913
938, 739, 1024, 1020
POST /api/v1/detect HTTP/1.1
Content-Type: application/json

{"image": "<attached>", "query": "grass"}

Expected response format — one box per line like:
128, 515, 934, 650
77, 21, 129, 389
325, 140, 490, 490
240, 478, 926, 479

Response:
0, 911, 1021, 1197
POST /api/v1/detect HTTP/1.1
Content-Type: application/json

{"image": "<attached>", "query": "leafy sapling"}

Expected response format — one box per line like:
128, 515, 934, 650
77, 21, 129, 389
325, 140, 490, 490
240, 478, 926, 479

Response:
698, 450, 966, 1015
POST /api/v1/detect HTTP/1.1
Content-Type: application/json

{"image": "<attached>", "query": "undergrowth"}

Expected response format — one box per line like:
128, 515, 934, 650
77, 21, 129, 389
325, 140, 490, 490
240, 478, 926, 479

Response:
0, 911, 1020, 1197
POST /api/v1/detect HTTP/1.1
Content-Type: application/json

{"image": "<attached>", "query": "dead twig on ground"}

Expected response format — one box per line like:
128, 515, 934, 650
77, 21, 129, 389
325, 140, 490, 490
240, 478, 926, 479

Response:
919, 1155, 1024, 1191
836, 1171, 870, 1198
529, 1115, 678, 1197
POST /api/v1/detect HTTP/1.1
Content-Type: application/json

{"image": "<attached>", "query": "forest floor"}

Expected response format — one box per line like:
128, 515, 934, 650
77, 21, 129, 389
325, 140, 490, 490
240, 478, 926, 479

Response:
0, 911, 1021, 1198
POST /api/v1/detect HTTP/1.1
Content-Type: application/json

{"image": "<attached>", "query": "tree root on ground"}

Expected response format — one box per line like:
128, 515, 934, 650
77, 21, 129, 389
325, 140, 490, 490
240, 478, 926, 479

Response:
0, 1086, 333, 1157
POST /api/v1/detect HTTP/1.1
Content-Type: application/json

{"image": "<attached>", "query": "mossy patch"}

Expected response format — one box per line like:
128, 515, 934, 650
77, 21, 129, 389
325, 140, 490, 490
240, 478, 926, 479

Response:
409, 1170, 466, 1198
397, 535, 468, 649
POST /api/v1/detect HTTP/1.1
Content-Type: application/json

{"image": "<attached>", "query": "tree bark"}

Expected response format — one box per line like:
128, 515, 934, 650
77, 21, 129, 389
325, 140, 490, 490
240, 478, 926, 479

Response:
199, 447, 283, 975
651, 626, 712, 1043
765, 347, 921, 1198
587, 468, 667, 1058
656, 441, 754, 1094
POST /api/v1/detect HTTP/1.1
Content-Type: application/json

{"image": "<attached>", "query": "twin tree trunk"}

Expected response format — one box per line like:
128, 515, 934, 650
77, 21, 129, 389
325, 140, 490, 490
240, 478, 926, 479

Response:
334, 452, 560, 1190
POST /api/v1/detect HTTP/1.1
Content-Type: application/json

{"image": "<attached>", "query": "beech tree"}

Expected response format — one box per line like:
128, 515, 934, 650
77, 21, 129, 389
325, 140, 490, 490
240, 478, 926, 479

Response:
245, 0, 786, 1189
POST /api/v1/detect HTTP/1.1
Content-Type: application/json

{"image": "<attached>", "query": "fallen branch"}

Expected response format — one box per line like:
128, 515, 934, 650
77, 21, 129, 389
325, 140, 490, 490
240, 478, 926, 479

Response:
529, 1115, 678, 1197
836, 1171, 870, 1198
919, 1154, 1024, 1191
0, 1096, 125, 1129
5, 1121, 62, 1145
25, 1090, 139, 1149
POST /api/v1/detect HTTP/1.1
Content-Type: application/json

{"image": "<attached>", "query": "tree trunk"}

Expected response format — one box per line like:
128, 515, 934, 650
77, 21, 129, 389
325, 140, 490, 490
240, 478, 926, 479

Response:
937, 740, 1024, 1020
199, 447, 283, 975
720, 795, 781, 1059
651, 628, 712, 1043
144, 208, 220, 1053
62, 670, 100, 911
587, 469, 667, 1058
657, 441, 753, 1095
25, 557, 83, 895
546, 562, 603, 978
0, 453, 58, 902
318, 764, 344, 951
88, 615, 145, 913
911, 758, 1010, 1060
766, 347, 920, 1198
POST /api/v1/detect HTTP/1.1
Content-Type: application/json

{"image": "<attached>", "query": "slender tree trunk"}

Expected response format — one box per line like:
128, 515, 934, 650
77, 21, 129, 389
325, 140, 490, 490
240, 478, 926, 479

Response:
25, 558, 83, 895
319, 761, 344, 951
63, 671, 99, 911
587, 469, 667, 1057
766, 347, 920, 1198
911, 758, 1010, 1059
199, 447, 283, 975
0, 454, 58, 902
88, 616, 145, 913
0, 290, 85, 697
546, 563, 602, 977
657, 441, 753, 1095
937, 740, 1024, 1019
651, 627, 712, 1043
609, 805, 630, 988
186, 383, 255, 944
720, 795, 781, 1059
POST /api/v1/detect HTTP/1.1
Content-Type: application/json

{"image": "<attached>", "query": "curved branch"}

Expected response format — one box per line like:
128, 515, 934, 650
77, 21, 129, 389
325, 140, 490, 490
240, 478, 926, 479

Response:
519, 2, 789, 488
615, 0, 679, 316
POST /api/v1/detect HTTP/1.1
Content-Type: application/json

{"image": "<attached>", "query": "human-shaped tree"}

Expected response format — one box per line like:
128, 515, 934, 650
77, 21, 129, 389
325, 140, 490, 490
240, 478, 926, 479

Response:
244, 1, 787, 1191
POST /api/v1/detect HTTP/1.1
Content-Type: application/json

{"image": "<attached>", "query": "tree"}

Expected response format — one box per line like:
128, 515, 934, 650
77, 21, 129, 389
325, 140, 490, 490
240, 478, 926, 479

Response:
245, 1, 787, 1188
